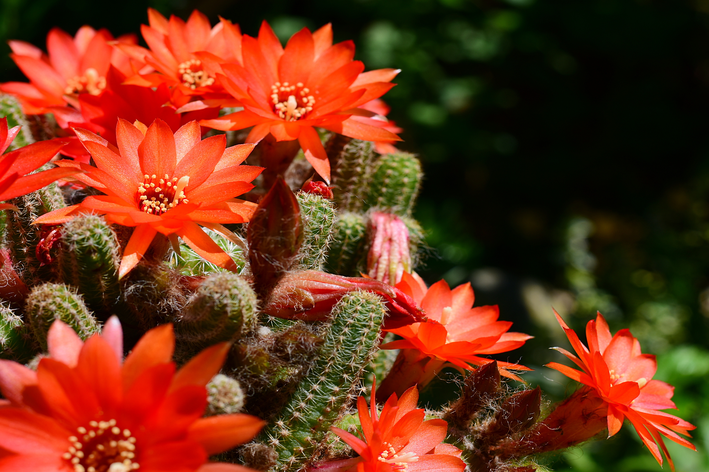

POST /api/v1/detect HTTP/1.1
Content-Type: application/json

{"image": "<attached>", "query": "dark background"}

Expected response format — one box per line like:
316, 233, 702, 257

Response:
2, 0, 709, 469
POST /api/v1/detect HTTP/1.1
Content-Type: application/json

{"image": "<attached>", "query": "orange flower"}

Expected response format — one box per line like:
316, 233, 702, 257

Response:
118, 9, 242, 105
34, 118, 262, 278
0, 317, 264, 471
0, 26, 141, 114
0, 117, 74, 210
378, 272, 531, 399
323, 382, 466, 472
547, 311, 695, 470
200, 21, 401, 183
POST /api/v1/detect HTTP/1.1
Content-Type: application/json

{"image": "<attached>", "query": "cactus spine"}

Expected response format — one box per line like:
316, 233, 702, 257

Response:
324, 212, 367, 276
25, 283, 99, 349
257, 290, 386, 471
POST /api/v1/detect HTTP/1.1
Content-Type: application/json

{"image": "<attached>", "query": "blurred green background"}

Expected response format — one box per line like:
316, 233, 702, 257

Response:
2, 0, 709, 470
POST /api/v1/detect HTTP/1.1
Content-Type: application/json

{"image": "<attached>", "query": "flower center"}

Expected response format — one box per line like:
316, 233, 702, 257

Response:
62, 419, 139, 472
178, 59, 215, 90
64, 68, 107, 96
378, 442, 419, 471
270, 82, 316, 121
137, 174, 190, 215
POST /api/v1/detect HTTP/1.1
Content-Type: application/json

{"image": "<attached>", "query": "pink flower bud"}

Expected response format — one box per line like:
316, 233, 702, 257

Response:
366, 212, 411, 285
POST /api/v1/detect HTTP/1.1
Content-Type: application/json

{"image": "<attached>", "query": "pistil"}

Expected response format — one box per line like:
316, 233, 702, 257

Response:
64, 68, 107, 96
137, 174, 190, 215
63, 419, 140, 472
178, 59, 215, 90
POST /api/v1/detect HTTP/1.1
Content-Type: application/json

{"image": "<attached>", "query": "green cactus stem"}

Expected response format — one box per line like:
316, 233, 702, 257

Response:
175, 272, 258, 354
0, 301, 34, 361
5, 184, 66, 286
57, 215, 121, 319
365, 151, 422, 216
25, 283, 99, 350
330, 138, 376, 213
257, 290, 386, 472
0, 94, 34, 149
324, 212, 367, 276
295, 192, 336, 270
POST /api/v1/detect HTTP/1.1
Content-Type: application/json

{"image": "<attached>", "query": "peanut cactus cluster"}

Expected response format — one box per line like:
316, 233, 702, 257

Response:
0, 71, 694, 472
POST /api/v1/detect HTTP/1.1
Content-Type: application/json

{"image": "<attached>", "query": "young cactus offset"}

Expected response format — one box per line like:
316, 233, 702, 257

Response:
175, 272, 258, 355
330, 138, 377, 213
24, 283, 99, 350
365, 151, 422, 216
324, 212, 367, 276
254, 290, 387, 471
56, 214, 121, 318
295, 192, 336, 270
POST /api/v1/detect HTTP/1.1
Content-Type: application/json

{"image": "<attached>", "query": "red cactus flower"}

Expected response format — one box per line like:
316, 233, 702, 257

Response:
0, 117, 74, 210
117, 9, 242, 106
0, 26, 141, 114
0, 317, 264, 471
547, 311, 695, 470
378, 272, 531, 399
51, 69, 218, 161
34, 118, 262, 278
199, 21, 401, 183
319, 381, 465, 472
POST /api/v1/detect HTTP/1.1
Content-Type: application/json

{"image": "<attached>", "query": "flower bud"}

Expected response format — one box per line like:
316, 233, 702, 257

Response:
367, 212, 411, 285
247, 178, 304, 299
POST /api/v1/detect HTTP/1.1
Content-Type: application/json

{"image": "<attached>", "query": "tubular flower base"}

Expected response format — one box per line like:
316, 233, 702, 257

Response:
547, 311, 696, 470
378, 272, 531, 399
320, 382, 466, 472
0, 117, 74, 210
0, 318, 264, 471
0, 26, 141, 114
34, 118, 262, 278
200, 21, 401, 183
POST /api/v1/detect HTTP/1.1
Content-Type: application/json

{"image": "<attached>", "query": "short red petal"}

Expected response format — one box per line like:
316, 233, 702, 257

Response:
121, 323, 175, 393
46, 320, 83, 367
187, 414, 265, 455
177, 222, 238, 272
118, 224, 158, 279
170, 343, 230, 393
298, 126, 331, 184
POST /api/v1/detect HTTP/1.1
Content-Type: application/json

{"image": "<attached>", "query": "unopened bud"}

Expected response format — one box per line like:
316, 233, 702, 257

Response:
247, 178, 303, 299
367, 212, 411, 285
301, 180, 333, 199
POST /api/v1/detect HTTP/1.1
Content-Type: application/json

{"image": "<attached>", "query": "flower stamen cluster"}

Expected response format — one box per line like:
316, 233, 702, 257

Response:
63, 419, 139, 472
178, 59, 215, 90
270, 82, 315, 121
137, 173, 190, 215
64, 68, 107, 96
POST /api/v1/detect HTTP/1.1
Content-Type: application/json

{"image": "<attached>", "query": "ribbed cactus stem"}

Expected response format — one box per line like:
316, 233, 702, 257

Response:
5, 183, 66, 285
366, 152, 422, 216
169, 228, 246, 276
175, 272, 258, 351
57, 215, 121, 318
295, 192, 336, 270
257, 290, 386, 471
0, 301, 34, 361
25, 283, 99, 350
324, 212, 367, 276
330, 139, 376, 213
0, 94, 34, 149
